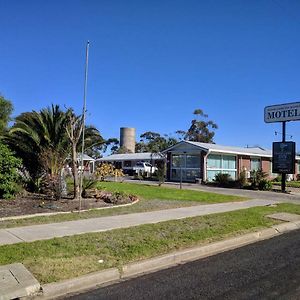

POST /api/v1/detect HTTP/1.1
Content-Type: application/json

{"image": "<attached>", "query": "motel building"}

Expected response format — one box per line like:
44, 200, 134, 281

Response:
163, 141, 300, 182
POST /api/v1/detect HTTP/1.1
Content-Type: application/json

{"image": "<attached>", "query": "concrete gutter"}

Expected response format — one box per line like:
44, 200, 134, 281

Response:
33, 220, 300, 299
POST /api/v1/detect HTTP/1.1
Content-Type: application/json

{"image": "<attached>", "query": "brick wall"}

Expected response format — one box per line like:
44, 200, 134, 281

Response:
261, 158, 270, 175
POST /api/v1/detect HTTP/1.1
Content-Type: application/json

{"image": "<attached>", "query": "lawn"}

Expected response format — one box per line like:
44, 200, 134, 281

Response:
0, 203, 299, 284
97, 181, 245, 203
0, 182, 245, 229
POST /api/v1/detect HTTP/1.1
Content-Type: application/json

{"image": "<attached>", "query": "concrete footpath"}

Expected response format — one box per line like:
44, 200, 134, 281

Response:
0, 199, 276, 246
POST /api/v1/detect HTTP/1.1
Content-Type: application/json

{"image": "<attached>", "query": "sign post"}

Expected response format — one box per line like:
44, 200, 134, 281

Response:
282, 121, 286, 192
264, 102, 299, 193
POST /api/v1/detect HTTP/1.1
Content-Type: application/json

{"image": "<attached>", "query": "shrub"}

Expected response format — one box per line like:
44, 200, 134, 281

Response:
214, 173, 232, 187
258, 179, 273, 191
0, 142, 22, 199
250, 169, 268, 189
95, 163, 124, 181
81, 177, 98, 197
237, 169, 247, 188
156, 164, 166, 186
273, 175, 282, 182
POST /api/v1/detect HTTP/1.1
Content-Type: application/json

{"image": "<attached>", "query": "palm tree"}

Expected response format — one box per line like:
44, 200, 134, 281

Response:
5, 105, 70, 193
6, 104, 104, 198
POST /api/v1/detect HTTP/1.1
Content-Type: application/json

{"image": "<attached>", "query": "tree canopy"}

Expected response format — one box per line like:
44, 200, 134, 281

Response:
136, 131, 178, 153
5, 104, 104, 196
0, 95, 13, 136
180, 109, 218, 143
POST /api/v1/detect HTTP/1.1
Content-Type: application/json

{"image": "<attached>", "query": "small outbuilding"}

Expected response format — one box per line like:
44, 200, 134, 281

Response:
96, 152, 165, 174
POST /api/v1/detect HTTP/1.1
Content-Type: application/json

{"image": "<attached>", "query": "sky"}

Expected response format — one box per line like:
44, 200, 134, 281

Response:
1, 0, 300, 151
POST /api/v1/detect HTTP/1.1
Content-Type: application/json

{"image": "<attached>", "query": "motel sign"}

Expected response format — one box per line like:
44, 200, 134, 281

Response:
264, 102, 300, 123
264, 101, 300, 192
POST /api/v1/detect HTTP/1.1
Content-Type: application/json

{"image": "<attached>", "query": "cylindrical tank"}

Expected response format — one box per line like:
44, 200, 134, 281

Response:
120, 127, 136, 153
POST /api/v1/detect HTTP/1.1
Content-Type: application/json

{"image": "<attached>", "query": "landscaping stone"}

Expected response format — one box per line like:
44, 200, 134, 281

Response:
0, 263, 40, 300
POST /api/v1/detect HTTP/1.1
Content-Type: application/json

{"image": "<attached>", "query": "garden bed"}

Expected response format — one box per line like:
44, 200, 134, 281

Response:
0, 192, 136, 218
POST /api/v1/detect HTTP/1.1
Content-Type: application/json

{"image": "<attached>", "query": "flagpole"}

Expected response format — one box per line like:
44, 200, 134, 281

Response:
79, 40, 90, 211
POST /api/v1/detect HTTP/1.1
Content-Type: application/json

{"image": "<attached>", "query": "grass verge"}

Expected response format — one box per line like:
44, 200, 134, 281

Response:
97, 181, 245, 202
0, 203, 299, 284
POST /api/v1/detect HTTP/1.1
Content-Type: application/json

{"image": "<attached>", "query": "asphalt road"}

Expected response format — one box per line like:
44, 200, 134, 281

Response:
65, 229, 300, 300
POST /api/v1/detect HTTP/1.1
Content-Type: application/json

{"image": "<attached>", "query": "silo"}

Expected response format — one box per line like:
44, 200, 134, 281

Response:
120, 127, 136, 153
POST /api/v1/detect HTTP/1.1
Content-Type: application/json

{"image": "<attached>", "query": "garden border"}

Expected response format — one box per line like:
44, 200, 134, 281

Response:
0, 198, 139, 222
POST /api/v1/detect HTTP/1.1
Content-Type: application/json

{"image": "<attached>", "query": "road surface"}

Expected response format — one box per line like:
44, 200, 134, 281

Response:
64, 229, 300, 299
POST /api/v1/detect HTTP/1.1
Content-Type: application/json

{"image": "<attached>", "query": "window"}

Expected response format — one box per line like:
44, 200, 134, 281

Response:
114, 161, 122, 169
207, 170, 220, 181
222, 156, 236, 169
250, 158, 261, 171
171, 154, 201, 181
207, 154, 222, 169
171, 155, 183, 168
186, 155, 200, 168
124, 161, 132, 167
206, 154, 237, 181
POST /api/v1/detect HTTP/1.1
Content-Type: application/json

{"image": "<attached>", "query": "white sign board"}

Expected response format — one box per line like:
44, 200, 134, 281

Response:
264, 102, 300, 123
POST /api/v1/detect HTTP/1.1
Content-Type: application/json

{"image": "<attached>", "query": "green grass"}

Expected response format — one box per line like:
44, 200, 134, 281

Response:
272, 181, 300, 188
97, 181, 245, 203
0, 203, 299, 284
0, 182, 245, 229
0, 199, 201, 229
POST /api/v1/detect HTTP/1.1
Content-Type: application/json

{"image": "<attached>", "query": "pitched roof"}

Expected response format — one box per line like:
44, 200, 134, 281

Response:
97, 152, 165, 162
162, 140, 273, 157
186, 141, 273, 157
77, 153, 95, 161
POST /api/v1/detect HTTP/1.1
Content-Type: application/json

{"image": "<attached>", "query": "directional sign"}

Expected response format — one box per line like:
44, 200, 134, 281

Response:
272, 141, 295, 174
264, 102, 300, 123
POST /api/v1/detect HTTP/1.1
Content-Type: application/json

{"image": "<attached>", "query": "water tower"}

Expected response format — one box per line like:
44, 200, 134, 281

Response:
120, 127, 136, 153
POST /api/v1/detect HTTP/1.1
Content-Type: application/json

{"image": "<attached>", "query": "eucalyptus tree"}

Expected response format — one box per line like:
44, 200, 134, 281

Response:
181, 109, 218, 143
65, 109, 104, 199
0, 95, 13, 136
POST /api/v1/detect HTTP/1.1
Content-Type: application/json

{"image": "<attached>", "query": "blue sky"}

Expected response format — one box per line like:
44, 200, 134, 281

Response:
1, 0, 300, 150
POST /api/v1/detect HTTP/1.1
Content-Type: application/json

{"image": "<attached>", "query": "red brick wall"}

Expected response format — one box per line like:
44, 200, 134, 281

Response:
238, 156, 250, 172
261, 158, 270, 175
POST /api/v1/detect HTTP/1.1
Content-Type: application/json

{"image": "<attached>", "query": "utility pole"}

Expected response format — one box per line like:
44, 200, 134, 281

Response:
79, 41, 90, 211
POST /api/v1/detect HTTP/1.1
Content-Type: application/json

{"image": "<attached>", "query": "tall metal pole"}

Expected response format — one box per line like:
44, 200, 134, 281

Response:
79, 41, 90, 211
281, 121, 286, 193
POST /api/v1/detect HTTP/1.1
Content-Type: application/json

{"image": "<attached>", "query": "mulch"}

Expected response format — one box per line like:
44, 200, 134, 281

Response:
0, 194, 119, 218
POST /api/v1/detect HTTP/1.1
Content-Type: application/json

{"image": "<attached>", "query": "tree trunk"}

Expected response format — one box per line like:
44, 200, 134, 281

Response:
72, 145, 80, 199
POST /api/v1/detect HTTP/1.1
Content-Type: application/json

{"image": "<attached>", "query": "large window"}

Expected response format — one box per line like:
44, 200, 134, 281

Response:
207, 154, 237, 181
171, 154, 200, 181
207, 154, 222, 169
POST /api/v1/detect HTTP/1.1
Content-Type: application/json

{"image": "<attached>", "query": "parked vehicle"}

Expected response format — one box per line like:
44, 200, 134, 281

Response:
133, 162, 158, 174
